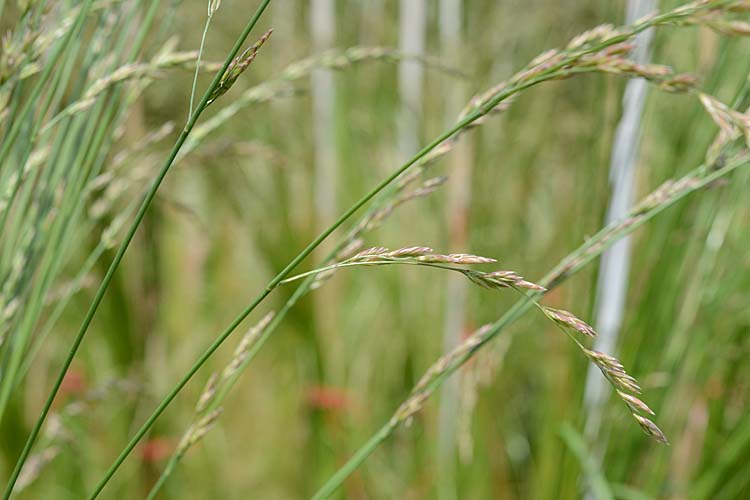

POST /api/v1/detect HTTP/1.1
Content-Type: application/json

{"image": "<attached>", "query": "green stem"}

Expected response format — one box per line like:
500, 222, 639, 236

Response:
189, 13, 214, 122
2, 1, 273, 497
311, 423, 395, 500
144, 449, 184, 500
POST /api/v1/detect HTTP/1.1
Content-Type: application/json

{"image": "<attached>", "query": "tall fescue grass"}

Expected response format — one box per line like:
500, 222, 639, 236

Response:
1, 0, 750, 498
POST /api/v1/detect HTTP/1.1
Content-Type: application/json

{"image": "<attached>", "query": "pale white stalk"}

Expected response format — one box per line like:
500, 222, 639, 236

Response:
311, 0, 337, 229
398, 0, 427, 158
310, 0, 339, 366
189, 0, 221, 121
437, 1, 468, 499
583, 0, 656, 488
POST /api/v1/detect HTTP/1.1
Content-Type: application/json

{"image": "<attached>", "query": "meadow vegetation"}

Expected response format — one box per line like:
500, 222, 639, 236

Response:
1, 0, 750, 498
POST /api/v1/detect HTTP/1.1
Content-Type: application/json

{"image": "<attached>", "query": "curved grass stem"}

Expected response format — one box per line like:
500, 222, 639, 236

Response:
189, 12, 214, 122
309, 148, 750, 499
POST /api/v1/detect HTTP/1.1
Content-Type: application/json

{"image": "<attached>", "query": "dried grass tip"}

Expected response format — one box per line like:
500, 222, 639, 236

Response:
633, 414, 669, 445
415, 253, 496, 264
542, 307, 597, 337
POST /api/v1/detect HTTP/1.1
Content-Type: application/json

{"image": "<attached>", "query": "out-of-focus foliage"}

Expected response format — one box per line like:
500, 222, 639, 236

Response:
1, 0, 749, 498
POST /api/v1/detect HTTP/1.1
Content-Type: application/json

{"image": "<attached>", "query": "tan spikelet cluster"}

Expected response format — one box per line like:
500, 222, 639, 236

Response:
207, 29, 273, 105
464, 270, 547, 292
542, 307, 597, 338
416, 253, 496, 264
207, 0, 222, 16
675, 1, 750, 36
175, 408, 224, 457
222, 312, 275, 380
353, 176, 448, 236
299, 246, 550, 300
566, 24, 621, 50
173, 312, 275, 460
699, 93, 750, 162
583, 348, 668, 444
390, 325, 493, 426
575, 42, 698, 93
347, 246, 495, 265
195, 373, 219, 414
0, 25, 40, 86
310, 238, 365, 290
13, 447, 60, 493
533, 302, 666, 443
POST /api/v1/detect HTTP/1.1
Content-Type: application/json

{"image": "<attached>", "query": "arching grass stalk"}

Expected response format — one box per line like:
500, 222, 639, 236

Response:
2, 1, 273, 497
310, 141, 750, 499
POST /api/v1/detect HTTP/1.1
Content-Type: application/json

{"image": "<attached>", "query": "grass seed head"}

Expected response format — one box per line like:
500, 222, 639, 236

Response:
542, 307, 597, 338
208, 29, 272, 105
352, 247, 389, 261
415, 253, 496, 264
567, 23, 617, 49
195, 373, 219, 414
177, 408, 224, 455
618, 391, 655, 416
385, 247, 434, 258
633, 414, 669, 445
208, 0, 222, 16
612, 373, 642, 394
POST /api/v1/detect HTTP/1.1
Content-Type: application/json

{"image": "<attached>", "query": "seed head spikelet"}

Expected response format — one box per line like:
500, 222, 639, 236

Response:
207, 29, 272, 105
633, 415, 669, 445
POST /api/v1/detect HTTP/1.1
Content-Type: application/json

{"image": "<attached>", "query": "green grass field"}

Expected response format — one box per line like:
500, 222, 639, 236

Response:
1, 1, 749, 498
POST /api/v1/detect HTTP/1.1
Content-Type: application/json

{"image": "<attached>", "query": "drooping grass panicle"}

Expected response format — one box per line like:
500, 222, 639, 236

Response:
283, 244, 664, 444
311, 96, 750, 500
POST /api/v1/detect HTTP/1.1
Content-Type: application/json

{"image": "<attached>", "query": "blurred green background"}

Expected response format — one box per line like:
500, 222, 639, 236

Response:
1, 0, 750, 498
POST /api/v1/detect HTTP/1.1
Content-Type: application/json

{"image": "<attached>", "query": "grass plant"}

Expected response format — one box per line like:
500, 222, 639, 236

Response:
1, 1, 750, 498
